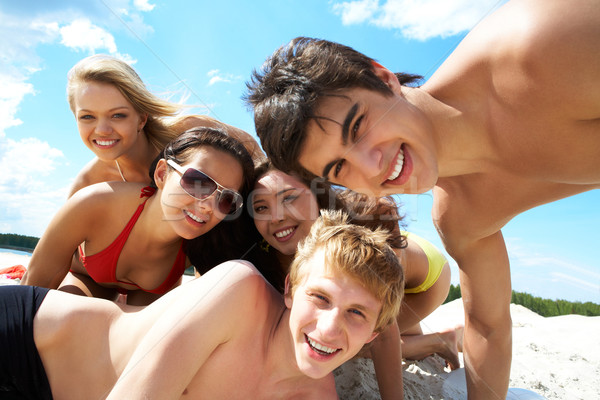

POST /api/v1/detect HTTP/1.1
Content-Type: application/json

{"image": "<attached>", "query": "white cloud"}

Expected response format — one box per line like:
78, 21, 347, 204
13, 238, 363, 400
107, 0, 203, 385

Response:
0, 72, 35, 136
207, 69, 242, 86
60, 18, 118, 54
0, 137, 66, 236
134, 0, 156, 12
333, 0, 378, 25
332, 0, 508, 40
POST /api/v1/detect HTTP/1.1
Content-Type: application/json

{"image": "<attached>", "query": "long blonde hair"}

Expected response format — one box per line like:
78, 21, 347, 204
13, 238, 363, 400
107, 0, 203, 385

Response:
67, 54, 182, 151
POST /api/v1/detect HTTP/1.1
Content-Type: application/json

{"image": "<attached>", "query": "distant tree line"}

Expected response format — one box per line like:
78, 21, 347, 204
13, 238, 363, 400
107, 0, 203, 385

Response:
443, 284, 600, 317
0, 233, 39, 252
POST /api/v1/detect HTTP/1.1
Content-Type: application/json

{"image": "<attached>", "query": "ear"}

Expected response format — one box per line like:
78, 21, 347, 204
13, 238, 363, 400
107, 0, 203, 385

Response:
283, 274, 293, 309
365, 331, 379, 344
138, 113, 148, 132
154, 158, 169, 190
371, 61, 402, 93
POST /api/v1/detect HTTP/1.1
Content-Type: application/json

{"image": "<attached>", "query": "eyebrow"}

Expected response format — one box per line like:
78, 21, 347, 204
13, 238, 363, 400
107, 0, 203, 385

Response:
252, 187, 296, 204
320, 103, 359, 179
77, 106, 131, 113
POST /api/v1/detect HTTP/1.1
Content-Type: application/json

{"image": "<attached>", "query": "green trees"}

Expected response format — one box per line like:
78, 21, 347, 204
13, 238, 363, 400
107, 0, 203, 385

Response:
443, 284, 600, 317
0, 233, 39, 252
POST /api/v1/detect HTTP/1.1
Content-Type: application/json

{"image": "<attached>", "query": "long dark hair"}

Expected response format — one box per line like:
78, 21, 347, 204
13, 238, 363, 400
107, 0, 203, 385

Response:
151, 127, 258, 274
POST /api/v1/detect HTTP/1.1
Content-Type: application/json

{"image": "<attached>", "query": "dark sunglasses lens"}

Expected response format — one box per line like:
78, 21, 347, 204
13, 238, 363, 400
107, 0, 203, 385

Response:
181, 169, 217, 199
218, 190, 241, 215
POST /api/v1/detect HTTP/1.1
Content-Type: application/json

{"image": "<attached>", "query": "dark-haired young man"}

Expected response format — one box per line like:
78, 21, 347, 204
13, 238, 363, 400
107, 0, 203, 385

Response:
246, 0, 600, 398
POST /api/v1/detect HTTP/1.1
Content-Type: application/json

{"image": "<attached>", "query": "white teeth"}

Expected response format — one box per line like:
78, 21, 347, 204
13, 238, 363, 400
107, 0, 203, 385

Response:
95, 139, 117, 146
275, 228, 294, 238
185, 210, 205, 224
387, 149, 405, 181
307, 336, 338, 354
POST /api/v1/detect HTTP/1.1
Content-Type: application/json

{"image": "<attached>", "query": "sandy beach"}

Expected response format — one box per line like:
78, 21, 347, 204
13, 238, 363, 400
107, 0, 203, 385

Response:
335, 299, 600, 400
4, 251, 598, 399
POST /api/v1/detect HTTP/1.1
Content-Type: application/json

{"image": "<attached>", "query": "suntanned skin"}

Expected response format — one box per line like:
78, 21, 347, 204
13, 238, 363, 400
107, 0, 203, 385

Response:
70, 113, 264, 197
105, 254, 381, 400
297, 1, 600, 398
23, 149, 243, 305
34, 261, 340, 399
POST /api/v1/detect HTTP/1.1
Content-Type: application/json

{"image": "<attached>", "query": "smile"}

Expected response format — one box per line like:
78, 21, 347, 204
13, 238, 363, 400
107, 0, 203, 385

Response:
184, 209, 206, 224
386, 146, 405, 181
306, 334, 340, 355
94, 139, 119, 147
274, 227, 296, 240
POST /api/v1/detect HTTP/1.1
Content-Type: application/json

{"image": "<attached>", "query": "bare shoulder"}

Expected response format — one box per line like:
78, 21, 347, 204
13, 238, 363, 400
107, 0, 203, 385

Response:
176, 261, 275, 316
486, 0, 599, 112
69, 158, 125, 197
70, 181, 143, 209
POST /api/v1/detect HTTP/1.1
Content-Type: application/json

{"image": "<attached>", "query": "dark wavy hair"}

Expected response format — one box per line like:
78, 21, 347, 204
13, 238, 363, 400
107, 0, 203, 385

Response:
245, 36, 422, 178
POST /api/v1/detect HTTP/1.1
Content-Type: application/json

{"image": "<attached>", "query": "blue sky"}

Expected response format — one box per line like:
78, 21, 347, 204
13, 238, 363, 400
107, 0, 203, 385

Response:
1, 0, 598, 303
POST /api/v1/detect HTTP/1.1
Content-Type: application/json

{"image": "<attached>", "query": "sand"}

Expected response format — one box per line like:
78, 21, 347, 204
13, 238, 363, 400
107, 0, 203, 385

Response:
335, 299, 600, 400
4, 251, 598, 399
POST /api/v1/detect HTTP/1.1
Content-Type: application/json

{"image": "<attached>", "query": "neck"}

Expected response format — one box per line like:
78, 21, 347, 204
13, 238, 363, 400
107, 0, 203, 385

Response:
262, 307, 307, 385
404, 86, 495, 178
114, 132, 160, 183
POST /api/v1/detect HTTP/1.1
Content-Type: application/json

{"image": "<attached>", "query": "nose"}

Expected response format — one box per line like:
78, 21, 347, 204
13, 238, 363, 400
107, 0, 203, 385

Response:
194, 195, 216, 216
317, 308, 344, 339
269, 201, 286, 222
345, 140, 384, 180
95, 118, 113, 135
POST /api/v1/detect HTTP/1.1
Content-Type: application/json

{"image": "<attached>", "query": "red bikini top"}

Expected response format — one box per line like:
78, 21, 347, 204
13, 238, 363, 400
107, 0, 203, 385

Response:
78, 186, 187, 294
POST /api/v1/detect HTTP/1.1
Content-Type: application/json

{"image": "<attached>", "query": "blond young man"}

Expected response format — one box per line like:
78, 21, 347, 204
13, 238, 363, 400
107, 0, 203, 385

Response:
1, 210, 403, 399
246, 1, 600, 398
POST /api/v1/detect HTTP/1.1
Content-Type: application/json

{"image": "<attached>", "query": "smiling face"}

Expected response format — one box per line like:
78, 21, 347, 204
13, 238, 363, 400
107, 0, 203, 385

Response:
298, 85, 439, 197
73, 81, 147, 161
284, 248, 380, 379
157, 146, 244, 240
252, 170, 320, 255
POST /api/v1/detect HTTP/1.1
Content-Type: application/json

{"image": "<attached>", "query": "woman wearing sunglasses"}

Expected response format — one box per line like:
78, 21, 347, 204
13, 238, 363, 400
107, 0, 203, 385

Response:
66, 54, 263, 197
21, 127, 254, 305
250, 161, 463, 399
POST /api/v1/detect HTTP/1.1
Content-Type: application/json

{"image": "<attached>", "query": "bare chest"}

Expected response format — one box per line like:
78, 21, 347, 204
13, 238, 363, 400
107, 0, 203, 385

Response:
434, 171, 598, 245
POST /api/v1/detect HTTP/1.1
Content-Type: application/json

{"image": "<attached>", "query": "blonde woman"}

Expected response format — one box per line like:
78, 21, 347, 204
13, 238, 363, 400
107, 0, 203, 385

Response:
66, 54, 262, 196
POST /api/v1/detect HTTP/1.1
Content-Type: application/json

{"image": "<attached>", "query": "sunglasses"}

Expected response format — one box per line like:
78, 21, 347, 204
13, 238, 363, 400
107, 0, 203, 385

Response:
167, 159, 243, 215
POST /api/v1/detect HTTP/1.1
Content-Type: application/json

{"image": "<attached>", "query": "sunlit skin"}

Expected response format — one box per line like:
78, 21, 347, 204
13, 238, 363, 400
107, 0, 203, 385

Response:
285, 249, 380, 379
252, 170, 319, 257
22, 145, 243, 304
299, 86, 439, 197
73, 81, 148, 163
293, 1, 600, 398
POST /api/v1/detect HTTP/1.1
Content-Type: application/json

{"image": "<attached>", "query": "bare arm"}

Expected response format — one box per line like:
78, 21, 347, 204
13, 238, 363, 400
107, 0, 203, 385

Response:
107, 261, 266, 399
21, 188, 99, 288
450, 231, 512, 400
369, 320, 404, 400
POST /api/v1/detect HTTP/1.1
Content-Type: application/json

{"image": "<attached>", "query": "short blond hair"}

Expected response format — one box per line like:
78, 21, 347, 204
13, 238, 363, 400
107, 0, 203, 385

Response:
288, 209, 404, 333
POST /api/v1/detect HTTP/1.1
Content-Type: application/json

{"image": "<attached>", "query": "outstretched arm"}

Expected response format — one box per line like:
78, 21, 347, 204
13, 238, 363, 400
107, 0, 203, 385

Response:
107, 261, 266, 399
451, 231, 512, 400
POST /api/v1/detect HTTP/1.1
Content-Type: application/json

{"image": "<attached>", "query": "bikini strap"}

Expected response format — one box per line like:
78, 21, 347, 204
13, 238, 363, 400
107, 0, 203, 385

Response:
140, 186, 157, 198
